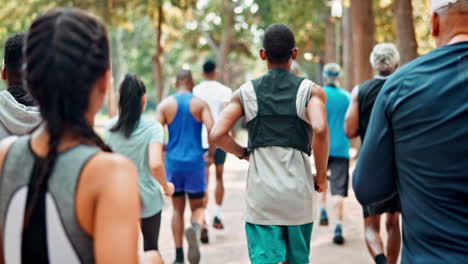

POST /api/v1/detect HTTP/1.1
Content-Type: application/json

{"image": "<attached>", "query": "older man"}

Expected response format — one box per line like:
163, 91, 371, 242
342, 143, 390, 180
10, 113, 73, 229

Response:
353, 0, 468, 263
345, 43, 401, 264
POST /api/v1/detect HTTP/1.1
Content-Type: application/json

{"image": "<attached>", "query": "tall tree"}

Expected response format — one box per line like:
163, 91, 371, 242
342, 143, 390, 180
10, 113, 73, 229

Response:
325, 17, 337, 63
216, 1, 235, 84
154, 3, 165, 103
394, 0, 418, 64
343, 4, 354, 91
351, 0, 374, 85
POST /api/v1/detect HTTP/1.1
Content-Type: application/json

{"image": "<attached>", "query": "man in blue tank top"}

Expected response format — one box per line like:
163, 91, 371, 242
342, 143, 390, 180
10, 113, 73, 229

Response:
353, 1, 468, 263
320, 63, 351, 245
156, 70, 214, 264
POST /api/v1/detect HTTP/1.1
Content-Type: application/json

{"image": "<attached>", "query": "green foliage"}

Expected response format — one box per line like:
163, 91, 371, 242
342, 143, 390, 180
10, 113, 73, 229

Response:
0, 0, 436, 94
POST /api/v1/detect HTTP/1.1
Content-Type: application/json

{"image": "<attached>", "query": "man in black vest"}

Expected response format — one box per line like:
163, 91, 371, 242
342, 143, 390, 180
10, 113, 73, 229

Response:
211, 24, 329, 264
345, 43, 401, 264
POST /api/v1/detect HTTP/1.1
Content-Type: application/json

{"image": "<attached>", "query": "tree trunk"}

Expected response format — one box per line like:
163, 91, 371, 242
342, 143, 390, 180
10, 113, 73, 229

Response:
216, 2, 235, 84
325, 17, 337, 63
394, 0, 418, 65
154, 5, 165, 103
351, 0, 374, 85
343, 5, 354, 91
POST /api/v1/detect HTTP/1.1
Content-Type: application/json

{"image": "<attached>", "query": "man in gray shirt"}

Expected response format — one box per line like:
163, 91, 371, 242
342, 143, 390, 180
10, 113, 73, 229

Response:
0, 33, 40, 140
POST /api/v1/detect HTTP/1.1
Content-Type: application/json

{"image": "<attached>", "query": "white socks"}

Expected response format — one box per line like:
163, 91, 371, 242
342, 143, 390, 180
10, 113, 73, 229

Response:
215, 204, 222, 218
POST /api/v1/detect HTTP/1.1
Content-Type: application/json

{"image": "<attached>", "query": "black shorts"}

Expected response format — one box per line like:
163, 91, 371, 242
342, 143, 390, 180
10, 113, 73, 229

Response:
204, 148, 227, 165
328, 157, 350, 197
363, 193, 401, 218
173, 191, 205, 199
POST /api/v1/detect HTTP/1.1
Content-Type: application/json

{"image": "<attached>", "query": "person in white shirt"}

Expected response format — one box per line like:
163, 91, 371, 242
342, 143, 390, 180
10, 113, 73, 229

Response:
193, 60, 232, 243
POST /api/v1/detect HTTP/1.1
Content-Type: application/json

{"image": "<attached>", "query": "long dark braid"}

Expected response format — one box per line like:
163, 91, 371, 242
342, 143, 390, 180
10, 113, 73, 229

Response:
23, 8, 112, 228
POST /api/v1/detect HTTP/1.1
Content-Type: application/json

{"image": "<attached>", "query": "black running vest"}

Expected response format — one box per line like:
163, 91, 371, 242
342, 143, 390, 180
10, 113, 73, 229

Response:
246, 68, 312, 155
357, 78, 387, 140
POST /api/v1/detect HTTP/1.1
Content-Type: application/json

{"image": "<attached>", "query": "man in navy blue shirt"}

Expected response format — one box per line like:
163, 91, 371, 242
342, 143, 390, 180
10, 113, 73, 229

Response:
353, 0, 468, 263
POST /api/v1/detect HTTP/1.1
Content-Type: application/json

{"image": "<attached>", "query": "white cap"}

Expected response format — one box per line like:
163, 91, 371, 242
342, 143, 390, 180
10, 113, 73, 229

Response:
431, 0, 459, 11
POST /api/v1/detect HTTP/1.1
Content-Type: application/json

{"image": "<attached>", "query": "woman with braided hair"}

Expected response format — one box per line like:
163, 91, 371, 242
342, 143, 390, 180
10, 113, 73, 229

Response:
0, 8, 160, 264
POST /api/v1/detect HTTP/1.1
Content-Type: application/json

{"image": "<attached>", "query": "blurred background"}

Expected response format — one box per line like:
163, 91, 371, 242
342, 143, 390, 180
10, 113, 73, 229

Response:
0, 0, 433, 113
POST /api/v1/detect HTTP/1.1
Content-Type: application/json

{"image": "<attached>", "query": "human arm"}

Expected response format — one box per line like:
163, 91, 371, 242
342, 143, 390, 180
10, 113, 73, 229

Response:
0, 136, 17, 264
200, 102, 215, 163
352, 82, 398, 205
307, 85, 330, 193
155, 101, 166, 125
344, 86, 360, 139
210, 90, 246, 159
107, 75, 117, 118
91, 154, 140, 264
148, 141, 174, 196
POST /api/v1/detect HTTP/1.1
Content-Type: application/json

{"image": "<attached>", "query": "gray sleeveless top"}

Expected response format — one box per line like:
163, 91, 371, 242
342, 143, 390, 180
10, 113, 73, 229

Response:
0, 136, 99, 263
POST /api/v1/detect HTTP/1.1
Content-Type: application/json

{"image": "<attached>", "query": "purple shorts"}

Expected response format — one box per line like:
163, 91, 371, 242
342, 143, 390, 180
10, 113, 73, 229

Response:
166, 166, 207, 194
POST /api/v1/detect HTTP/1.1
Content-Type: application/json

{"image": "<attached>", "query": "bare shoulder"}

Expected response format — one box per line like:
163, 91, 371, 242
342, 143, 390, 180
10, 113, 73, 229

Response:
0, 136, 18, 172
310, 84, 327, 103
231, 89, 241, 103
157, 96, 176, 111
191, 96, 209, 110
82, 152, 137, 188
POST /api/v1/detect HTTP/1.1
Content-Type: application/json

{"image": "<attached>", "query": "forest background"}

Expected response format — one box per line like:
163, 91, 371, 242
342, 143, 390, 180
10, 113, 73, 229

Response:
0, 0, 433, 111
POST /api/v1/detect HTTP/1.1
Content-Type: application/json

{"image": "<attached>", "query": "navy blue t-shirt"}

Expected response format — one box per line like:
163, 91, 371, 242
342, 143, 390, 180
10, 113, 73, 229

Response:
353, 41, 468, 263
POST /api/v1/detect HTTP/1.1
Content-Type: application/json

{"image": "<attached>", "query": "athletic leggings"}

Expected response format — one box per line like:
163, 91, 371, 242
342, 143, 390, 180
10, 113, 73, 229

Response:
141, 211, 162, 251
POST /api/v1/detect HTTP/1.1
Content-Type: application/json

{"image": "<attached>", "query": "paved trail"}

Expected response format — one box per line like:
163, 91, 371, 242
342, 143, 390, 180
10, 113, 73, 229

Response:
158, 154, 379, 264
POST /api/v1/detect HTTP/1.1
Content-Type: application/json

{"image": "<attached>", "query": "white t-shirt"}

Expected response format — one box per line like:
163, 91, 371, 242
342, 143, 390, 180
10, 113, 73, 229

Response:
193, 80, 232, 148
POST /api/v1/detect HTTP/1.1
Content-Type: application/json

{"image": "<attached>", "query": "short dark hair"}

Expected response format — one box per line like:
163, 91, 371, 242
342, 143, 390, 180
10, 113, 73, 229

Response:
263, 24, 295, 64
4, 33, 25, 83
203, 60, 216, 74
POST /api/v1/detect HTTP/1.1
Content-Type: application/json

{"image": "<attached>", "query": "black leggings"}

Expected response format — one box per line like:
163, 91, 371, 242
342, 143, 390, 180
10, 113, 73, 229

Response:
141, 211, 162, 251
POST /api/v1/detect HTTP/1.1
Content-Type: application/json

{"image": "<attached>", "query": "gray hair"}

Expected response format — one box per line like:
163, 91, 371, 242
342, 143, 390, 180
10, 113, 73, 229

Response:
370, 43, 400, 74
322, 63, 341, 85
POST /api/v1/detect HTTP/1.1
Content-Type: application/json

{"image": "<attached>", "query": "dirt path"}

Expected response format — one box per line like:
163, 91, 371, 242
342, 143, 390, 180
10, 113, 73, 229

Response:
158, 154, 377, 264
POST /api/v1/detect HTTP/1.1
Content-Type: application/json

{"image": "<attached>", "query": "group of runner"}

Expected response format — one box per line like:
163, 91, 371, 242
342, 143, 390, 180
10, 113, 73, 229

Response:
0, 0, 467, 263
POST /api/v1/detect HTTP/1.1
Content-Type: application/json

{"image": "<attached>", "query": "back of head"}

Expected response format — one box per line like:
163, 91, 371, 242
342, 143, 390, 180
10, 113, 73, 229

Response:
203, 60, 216, 77
111, 73, 146, 137
263, 24, 295, 64
3, 33, 25, 85
370, 43, 400, 75
176, 69, 193, 89
25, 8, 110, 149
23, 8, 111, 226
432, 0, 468, 46
323, 63, 341, 86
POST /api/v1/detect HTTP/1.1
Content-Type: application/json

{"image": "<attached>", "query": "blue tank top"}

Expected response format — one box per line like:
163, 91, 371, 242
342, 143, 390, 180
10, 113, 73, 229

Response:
166, 93, 204, 171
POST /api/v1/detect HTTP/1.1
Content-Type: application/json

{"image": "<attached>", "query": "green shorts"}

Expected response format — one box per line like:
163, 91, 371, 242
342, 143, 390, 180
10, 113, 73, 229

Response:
245, 222, 313, 264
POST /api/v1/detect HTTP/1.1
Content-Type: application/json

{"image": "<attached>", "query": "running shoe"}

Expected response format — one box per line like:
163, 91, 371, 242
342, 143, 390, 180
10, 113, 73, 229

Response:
185, 226, 201, 264
333, 224, 345, 245
213, 216, 224, 229
200, 226, 209, 244
320, 208, 329, 226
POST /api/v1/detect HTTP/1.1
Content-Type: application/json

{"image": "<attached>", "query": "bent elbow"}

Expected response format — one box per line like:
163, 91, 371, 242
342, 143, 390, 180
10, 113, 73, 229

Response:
345, 128, 357, 139
313, 123, 328, 138
209, 130, 221, 145
149, 162, 163, 174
